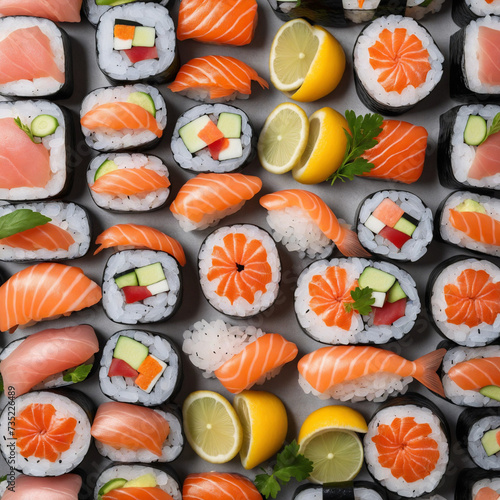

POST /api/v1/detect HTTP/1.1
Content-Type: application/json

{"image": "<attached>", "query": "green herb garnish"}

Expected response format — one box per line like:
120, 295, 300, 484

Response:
482, 113, 500, 144
344, 286, 375, 315
63, 364, 93, 384
254, 440, 313, 499
0, 209, 51, 240
0, 374, 3, 393
328, 111, 384, 184
14, 117, 35, 142
0, 475, 7, 483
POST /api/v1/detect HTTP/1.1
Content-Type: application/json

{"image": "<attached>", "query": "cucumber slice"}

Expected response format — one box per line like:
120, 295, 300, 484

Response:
358, 267, 396, 293
98, 478, 127, 496
464, 115, 487, 146
217, 112, 242, 139
94, 159, 118, 181
136, 262, 165, 286
127, 92, 156, 117
96, 0, 136, 5
481, 428, 500, 456
387, 282, 407, 303
30, 115, 59, 138
123, 474, 157, 488
113, 336, 149, 370
132, 26, 156, 48
480, 385, 500, 402
114, 270, 138, 289
393, 217, 417, 237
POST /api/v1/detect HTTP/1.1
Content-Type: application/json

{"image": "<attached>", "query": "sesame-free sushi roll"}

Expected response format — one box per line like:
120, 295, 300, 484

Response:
356, 191, 433, 262
182, 319, 298, 393
170, 104, 256, 173
364, 393, 450, 498
426, 257, 500, 347
0, 390, 94, 476
453, 0, 500, 27
0, 0, 83, 23
91, 401, 183, 463
96, 3, 179, 85
0, 474, 83, 500
183, 472, 261, 499
0, 325, 99, 398
0, 100, 73, 201
353, 15, 444, 115
0, 17, 72, 99
0, 202, 91, 262
88, 154, 170, 213
437, 191, 500, 258
198, 224, 281, 318
170, 174, 262, 232
99, 330, 182, 407
456, 469, 500, 500
95, 463, 182, 500
102, 250, 182, 325
80, 84, 166, 152
295, 258, 420, 345
293, 481, 388, 500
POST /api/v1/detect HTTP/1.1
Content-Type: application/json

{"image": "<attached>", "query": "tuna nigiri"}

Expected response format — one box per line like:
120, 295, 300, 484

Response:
177, 0, 258, 46
0, 0, 82, 23
2, 474, 82, 500
478, 26, 500, 87
468, 130, 500, 180
0, 263, 102, 333
168, 56, 268, 102
448, 357, 500, 391
183, 472, 262, 500
170, 173, 262, 231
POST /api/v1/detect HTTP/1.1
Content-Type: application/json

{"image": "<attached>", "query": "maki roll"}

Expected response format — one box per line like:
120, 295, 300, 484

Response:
0, 100, 73, 201
426, 256, 500, 347
96, 3, 179, 84
0, 202, 91, 262
91, 401, 183, 463
438, 105, 500, 193
171, 104, 256, 173
437, 191, 500, 258
88, 154, 170, 213
0, 474, 83, 499
198, 224, 281, 318
0, 390, 93, 476
0, 0, 82, 23
451, 16, 500, 103
102, 250, 182, 325
95, 463, 181, 500
356, 191, 433, 261
353, 15, 444, 115
0, 17, 72, 99
0, 325, 99, 397
295, 258, 420, 345
80, 84, 166, 152
456, 469, 500, 500
183, 472, 261, 499
364, 393, 450, 498
453, 0, 500, 27
293, 481, 388, 500
99, 330, 182, 406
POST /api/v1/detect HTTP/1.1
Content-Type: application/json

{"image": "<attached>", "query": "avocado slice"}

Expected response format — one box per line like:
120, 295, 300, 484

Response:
387, 281, 407, 303
455, 199, 487, 214
96, 0, 136, 5
123, 474, 157, 488
464, 115, 487, 146
127, 92, 156, 117
480, 385, 500, 402
135, 262, 165, 287
113, 336, 149, 370
481, 428, 500, 457
358, 267, 396, 293
217, 112, 242, 139
94, 159, 118, 181
98, 478, 127, 496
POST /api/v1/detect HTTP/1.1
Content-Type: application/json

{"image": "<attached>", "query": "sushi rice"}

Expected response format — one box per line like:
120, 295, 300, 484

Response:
473, 478, 500, 497
84, 0, 171, 26
465, 0, 500, 16
293, 483, 386, 500
466, 413, 500, 470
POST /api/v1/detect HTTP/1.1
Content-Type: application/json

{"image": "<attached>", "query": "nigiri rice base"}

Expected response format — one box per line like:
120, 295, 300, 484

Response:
467, 415, 500, 470
473, 478, 500, 497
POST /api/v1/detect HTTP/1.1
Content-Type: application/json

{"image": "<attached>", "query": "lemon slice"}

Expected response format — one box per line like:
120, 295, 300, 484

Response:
258, 102, 309, 174
299, 406, 368, 437
233, 391, 288, 470
182, 390, 242, 464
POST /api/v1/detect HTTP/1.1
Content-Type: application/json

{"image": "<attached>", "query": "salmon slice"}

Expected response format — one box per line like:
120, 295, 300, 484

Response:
214, 333, 298, 393
361, 120, 428, 184
206, 232, 273, 305
81, 102, 162, 138
309, 267, 358, 330
91, 167, 170, 196
183, 472, 263, 500
478, 26, 500, 86
0, 0, 82, 22
449, 209, 500, 246
13, 403, 77, 462
177, 0, 258, 46
0, 117, 51, 189
444, 269, 500, 327
102, 488, 173, 500
0, 222, 74, 251
448, 357, 500, 391
168, 56, 268, 100
476, 487, 500, 500
371, 417, 440, 483
260, 189, 370, 257
0, 263, 102, 333
91, 402, 169, 457
368, 28, 431, 93
0, 27, 64, 85
2, 474, 82, 500
170, 173, 262, 224
468, 131, 500, 180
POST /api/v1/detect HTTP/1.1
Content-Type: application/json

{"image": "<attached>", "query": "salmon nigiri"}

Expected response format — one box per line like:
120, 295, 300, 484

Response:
449, 208, 500, 247
0, 222, 74, 251
183, 472, 262, 500
448, 356, 500, 392
168, 56, 268, 102
0, 0, 82, 23
2, 474, 82, 500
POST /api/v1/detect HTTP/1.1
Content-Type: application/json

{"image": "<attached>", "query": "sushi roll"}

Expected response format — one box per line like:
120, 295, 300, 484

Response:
356, 191, 433, 261
453, 0, 500, 27
353, 15, 444, 115
0, 390, 94, 476
88, 154, 170, 213
295, 258, 420, 345
182, 319, 298, 393
80, 84, 166, 152
364, 393, 450, 498
0, 99, 74, 201
0, 0, 83, 23
170, 173, 262, 232
170, 104, 256, 173
0, 202, 91, 262
96, 3, 179, 85
293, 481, 388, 500
0, 325, 99, 397
451, 16, 500, 103
91, 401, 183, 463
0, 474, 83, 499
437, 190, 500, 258
0, 17, 72, 99
198, 224, 281, 318
95, 463, 181, 500
426, 256, 500, 347
183, 472, 261, 499
99, 330, 182, 406
456, 469, 500, 500
102, 250, 182, 325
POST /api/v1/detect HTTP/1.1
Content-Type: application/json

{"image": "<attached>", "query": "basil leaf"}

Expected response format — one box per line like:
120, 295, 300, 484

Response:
63, 364, 93, 384
0, 209, 51, 239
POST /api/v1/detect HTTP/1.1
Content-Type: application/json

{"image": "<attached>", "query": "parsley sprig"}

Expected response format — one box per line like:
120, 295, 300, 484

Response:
344, 286, 375, 315
482, 112, 500, 144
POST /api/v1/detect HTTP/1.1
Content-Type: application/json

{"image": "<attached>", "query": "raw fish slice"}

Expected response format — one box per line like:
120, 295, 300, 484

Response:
103, 488, 173, 500
0, 223, 74, 251
2, 474, 82, 500
449, 209, 500, 246
91, 167, 170, 196
476, 487, 500, 500
468, 131, 500, 180
183, 472, 262, 500
478, 26, 500, 86
0, 325, 99, 397
0, 0, 82, 22
448, 357, 500, 391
